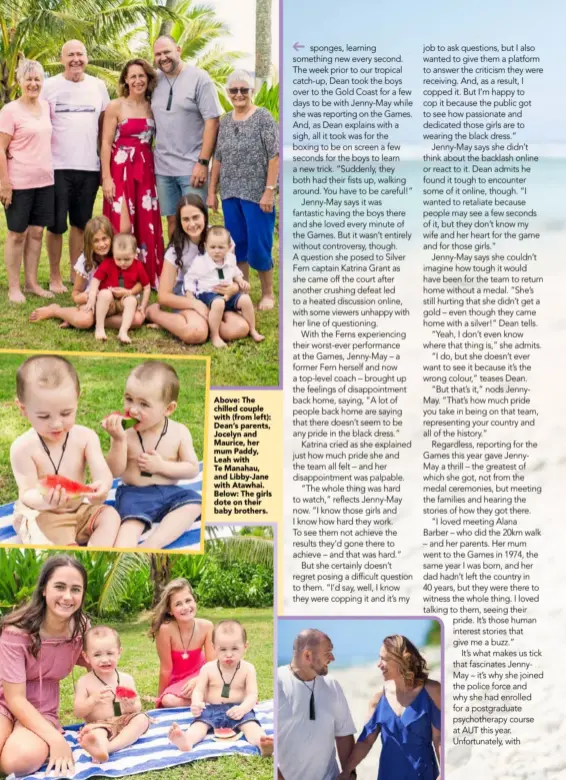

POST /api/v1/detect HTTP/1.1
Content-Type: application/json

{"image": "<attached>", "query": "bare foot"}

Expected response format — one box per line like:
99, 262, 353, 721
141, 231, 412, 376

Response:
146, 322, 160, 329
8, 289, 26, 304
30, 304, 60, 322
59, 321, 70, 328
168, 722, 193, 752
118, 330, 132, 344
24, 285, 55, 299
258, 295, 275, 311
259, 735, 274, 757
211, 335, 227, 348
250, 330, 265, 343
95, 328, 107, 341
49, 281, 68, 294
79, 731, 109, 763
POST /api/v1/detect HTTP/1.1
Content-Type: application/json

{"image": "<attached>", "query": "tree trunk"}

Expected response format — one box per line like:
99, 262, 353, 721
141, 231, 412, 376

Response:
150, 554, 172, 606
158, 0, 178, 40
255, 0, 272, 89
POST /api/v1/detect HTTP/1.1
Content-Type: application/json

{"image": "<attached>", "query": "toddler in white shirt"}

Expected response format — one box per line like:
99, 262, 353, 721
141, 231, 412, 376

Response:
184, 226, 264, 348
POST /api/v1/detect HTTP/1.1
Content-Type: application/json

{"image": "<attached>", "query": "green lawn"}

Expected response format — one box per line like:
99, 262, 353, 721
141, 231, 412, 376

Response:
0, 353, 206, 504
0, 197, 279, 387
1, 608, 273, 780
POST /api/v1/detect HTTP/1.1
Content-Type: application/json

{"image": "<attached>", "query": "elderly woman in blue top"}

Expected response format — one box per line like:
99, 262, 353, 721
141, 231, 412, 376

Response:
338, 635, 441, 780
207, 70, 279, 311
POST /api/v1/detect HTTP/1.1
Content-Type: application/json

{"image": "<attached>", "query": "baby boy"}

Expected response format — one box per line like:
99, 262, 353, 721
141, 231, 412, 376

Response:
10, 355, 120, 547
75, 626, 151, 763
102, 361, 201, 549
168, 619, 273, 757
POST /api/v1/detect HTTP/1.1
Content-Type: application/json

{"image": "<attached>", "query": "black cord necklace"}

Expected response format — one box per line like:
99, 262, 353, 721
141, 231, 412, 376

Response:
290, 665, 316, 720
38, 431, 70, 475
218, 660, 241, 698
177, 619, 196, 660
137, 418, 168, 476
92, 668, 122, 715
164, 72, 181, 111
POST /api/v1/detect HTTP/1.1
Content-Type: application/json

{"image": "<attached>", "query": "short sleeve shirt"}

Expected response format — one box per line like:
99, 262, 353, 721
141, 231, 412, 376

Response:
94, 258, 150, 290
42, 73, 110, 171
277, 666, 356, 780
0, 99, 53, 189
152, 65, 221, 177
164, 240, 200, 284
184, 252, 242, 294
215, 108, 279, 203
74, 253, 96, 289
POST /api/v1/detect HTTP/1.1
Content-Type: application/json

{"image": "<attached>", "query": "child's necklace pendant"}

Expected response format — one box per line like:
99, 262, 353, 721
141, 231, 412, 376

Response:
182, 652, 189, 660
221, 682, 231, 698
113, 700, 122, 716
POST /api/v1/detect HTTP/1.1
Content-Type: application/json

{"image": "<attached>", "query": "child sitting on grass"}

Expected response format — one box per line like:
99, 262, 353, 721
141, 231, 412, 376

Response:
75, 626, 151, 763
85, 232, 150, 344
102, 361, 201, 549
10, 355, 120, 547
168, 619, 273, 757
185, 225, 264, 348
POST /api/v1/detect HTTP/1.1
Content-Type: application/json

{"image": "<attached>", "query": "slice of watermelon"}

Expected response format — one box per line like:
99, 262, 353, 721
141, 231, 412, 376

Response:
115, 686, 137, 699
213, 728, 237, 738
103, 411, 138, 429
39, 475, 96, 496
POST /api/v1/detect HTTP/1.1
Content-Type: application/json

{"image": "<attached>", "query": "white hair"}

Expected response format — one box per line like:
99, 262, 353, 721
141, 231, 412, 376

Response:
16, 59, 44, 83
226, 69, 254, 89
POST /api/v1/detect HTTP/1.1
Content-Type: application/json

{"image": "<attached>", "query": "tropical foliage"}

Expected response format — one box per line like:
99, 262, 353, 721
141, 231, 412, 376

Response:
0, 0, 241, 105
0, 536, 274, 617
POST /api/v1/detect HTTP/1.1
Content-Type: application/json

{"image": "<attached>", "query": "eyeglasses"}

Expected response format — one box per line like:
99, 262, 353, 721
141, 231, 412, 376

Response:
228, 87, 251, 95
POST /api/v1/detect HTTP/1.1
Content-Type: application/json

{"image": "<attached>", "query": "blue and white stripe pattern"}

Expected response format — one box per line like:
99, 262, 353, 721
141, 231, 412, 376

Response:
0, 465, 203, 551
19, 701, 274, 780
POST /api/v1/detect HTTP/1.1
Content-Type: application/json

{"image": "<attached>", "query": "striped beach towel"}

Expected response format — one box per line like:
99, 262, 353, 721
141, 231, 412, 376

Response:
19, 701, 274, 780
0, 465, 203, 552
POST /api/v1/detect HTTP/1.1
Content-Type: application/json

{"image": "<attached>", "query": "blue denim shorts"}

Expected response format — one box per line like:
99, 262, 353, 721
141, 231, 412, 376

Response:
114, 484, 201, 529
195, 703, 259, 732
156, 175, 208, 217
195, 291, 242, 312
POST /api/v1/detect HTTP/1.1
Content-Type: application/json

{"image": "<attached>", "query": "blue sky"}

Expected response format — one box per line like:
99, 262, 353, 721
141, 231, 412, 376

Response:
278, 618, 437, 668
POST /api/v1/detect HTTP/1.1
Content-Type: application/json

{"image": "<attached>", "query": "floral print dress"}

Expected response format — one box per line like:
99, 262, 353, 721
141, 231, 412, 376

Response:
103, 118, 164, 288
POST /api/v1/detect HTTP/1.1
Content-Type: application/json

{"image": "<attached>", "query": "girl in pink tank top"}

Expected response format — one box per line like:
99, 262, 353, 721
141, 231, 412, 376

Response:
0, 554, 89, 778
149, 578, 216, 708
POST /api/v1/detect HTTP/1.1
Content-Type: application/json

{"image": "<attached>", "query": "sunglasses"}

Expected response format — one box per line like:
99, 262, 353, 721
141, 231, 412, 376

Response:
228, 87, 251, 95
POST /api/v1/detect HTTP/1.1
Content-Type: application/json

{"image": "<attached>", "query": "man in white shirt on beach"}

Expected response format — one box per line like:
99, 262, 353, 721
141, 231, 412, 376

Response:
277, 629, 356, 780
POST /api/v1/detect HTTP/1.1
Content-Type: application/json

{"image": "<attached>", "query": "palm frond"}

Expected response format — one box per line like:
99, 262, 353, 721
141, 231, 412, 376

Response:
98, 553, 150, 615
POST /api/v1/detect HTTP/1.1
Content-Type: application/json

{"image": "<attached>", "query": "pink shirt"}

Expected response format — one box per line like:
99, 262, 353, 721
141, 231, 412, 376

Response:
0, 98, 53, 189
0, 628, 84, 729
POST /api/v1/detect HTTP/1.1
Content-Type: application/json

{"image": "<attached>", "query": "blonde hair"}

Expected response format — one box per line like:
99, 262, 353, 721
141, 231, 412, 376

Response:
128, 361, 180, 404
17, 355, 80, 402
148, 578, 196, 639
212, 619, 247, 645
382, 634, 429, 687
83, 215, 113, 273
113, 232, 137, 254
85, 625, 121, 651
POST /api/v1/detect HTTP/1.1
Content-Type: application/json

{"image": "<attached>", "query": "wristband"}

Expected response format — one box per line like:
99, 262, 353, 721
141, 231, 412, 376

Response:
198, 158, 210, 167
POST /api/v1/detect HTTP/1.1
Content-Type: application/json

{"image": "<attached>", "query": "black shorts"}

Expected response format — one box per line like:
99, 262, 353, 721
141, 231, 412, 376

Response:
48, 169, 99, 234
4, 185, 55, 233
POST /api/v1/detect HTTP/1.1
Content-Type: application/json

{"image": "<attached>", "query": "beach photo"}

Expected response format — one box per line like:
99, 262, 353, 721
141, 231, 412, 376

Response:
0, 351, 207, 551
277, 617, 442, 780
0, 0, 280, 387
0, 526, 274, 779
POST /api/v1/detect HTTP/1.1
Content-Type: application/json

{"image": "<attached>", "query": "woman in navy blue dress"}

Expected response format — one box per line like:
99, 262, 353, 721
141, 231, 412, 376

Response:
338, 635, 441, 780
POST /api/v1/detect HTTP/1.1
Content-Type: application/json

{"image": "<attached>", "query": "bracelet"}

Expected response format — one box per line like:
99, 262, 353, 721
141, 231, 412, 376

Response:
265, 185, 276, 191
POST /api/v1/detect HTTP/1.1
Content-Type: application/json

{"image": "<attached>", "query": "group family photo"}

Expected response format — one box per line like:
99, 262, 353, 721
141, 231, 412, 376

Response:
0, 531, 274, 779
277, 618, 442, 780
0, 0, 280, 387
0, 352, 207, 551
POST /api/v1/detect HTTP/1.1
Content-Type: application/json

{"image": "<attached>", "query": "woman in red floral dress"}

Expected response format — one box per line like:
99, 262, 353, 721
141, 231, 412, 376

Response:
101, 59, 163, 288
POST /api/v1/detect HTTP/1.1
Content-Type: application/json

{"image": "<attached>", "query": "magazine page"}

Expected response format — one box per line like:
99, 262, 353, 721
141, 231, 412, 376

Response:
0, 1, 278, 779
281, 0, 564, 779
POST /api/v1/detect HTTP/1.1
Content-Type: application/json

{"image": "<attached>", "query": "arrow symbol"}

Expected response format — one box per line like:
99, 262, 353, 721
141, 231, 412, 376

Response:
293, 42, 305, 51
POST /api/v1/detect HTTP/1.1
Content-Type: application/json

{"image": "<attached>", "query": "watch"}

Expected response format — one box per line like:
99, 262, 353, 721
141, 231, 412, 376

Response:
198, 158, 210, 167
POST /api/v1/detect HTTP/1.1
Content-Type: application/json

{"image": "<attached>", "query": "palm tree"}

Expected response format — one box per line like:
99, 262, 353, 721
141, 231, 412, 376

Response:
206, 525, 274, 567
255, 0, 272, 89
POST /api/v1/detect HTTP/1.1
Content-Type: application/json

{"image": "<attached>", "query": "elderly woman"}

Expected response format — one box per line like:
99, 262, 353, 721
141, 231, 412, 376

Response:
207, 69, 279, 310
338, 635, 441, 780
101, 58, 163, 288
0, 60, 55, 303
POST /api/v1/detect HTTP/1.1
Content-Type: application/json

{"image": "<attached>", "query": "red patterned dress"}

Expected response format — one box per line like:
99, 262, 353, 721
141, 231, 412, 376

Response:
103, 117, 164, 288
